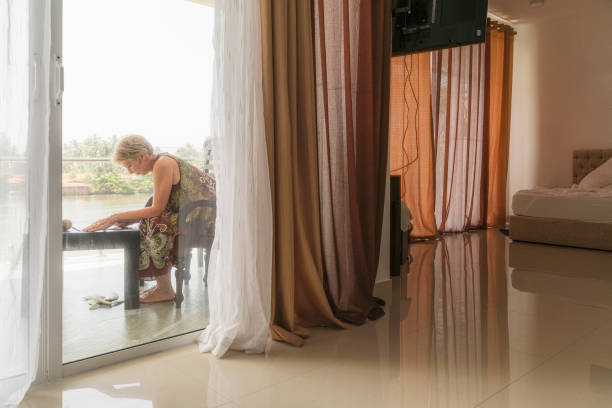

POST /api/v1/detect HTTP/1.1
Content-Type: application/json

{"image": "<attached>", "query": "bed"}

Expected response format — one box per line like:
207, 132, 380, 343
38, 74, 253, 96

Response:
509, 149, 612, 251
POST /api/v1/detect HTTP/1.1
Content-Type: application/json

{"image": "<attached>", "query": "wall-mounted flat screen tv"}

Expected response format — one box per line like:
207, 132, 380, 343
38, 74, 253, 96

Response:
392, 0, 488, 56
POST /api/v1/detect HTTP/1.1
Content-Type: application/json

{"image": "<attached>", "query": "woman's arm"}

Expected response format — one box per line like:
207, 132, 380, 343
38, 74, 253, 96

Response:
113, 158, 174, 222
83, 158, 175, 231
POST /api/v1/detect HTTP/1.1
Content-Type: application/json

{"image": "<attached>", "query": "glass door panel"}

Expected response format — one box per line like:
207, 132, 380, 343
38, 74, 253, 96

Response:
62, 0, 214, 363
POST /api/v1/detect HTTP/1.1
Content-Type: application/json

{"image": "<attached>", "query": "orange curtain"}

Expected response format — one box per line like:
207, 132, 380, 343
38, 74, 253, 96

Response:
389, 21, 516, 237
486, 24, 515, 227
389, 53, 437, 238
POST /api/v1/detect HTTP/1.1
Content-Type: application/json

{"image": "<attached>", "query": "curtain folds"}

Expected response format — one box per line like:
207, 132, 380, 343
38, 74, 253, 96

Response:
389, 23, 515, 238
485, 25, 515, 228
313, 0, 392, 324
197, 0, 273, 357
260, 0, 344, 347
400, 232, 509, 406
1, 1, 51, 405
389, 53, 437, 238
432, 44, 487, 233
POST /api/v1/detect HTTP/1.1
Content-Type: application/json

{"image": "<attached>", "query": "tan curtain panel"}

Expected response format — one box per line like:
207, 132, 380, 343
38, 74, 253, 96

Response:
260, 0, 343, 347
389, 21, 515, 237
314, 0, 391, 324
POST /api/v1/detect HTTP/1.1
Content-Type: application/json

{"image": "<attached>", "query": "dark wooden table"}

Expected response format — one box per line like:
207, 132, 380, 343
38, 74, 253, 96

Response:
62, 228, 140, 309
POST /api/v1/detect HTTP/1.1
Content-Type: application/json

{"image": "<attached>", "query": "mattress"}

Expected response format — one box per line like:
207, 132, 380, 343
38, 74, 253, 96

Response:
512, 187, 612, 223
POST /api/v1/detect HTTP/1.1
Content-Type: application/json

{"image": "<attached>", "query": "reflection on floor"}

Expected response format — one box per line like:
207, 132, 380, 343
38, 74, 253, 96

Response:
63, 249, 209, 363
25, 231, 612, 407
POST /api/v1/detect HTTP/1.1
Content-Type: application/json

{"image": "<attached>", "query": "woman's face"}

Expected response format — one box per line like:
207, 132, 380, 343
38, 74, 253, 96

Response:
124, 155, 148, 175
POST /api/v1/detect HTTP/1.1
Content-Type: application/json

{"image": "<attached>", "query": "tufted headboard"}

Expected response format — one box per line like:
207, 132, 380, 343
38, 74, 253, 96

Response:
573, 149, 612, 184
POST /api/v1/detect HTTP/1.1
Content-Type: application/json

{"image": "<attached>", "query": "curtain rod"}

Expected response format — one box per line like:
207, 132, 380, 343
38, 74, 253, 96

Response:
487, 18, 518, 35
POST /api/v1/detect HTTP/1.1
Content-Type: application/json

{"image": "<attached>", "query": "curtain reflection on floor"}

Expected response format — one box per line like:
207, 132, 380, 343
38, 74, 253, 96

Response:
397, 231, 509, 407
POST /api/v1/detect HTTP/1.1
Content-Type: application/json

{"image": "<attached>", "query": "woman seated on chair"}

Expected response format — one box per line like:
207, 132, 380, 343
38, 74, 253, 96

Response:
84, 135, 216, 303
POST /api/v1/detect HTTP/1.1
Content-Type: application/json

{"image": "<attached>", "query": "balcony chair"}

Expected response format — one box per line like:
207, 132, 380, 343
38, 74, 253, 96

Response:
144, 197, 215, 308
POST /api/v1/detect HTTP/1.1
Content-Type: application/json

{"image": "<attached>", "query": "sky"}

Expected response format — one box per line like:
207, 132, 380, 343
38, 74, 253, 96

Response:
63, 0, 214, 153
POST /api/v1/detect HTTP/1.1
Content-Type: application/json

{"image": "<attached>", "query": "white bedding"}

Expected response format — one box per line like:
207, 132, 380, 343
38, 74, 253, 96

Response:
512, 186, 612, 223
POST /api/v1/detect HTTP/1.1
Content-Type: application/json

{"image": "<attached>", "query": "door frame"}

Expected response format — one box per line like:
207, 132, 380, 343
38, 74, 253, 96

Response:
45, 0, 63, 382
43, 0, 207, 381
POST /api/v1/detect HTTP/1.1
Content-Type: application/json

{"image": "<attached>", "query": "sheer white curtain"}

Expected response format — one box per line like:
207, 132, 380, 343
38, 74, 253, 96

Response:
1, 0, 51, 406
197, 0, 273, 357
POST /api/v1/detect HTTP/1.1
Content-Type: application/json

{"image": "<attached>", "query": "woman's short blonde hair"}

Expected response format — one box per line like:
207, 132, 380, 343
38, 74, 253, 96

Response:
113, 135, 154, 164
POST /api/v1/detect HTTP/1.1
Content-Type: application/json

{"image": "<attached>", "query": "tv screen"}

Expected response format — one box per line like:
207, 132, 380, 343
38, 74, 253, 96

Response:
392, 0, 488, 56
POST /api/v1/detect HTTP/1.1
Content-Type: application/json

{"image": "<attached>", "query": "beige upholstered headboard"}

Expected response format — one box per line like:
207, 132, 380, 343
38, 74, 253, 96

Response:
573, 149, 612, 184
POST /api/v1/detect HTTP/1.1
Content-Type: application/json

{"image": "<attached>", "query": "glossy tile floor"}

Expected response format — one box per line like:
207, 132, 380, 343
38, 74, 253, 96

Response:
63, 249, 210, 363
22, 231, 612, 407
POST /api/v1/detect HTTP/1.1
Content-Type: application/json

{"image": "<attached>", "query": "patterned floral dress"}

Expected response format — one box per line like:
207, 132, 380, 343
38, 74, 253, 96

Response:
138, 153, 216, 280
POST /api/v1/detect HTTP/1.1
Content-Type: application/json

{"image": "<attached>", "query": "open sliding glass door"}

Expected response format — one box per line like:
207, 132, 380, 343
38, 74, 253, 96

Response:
45, 0, 215, 379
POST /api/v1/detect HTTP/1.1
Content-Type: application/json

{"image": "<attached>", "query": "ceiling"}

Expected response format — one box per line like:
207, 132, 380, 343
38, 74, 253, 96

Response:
488, 0, 610, 25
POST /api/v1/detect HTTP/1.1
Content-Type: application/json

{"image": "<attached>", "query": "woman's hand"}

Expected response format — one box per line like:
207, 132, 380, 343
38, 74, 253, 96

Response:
83, 215, 116, 232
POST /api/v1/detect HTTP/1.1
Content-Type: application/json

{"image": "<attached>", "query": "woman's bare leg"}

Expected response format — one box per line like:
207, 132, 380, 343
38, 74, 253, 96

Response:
140, 272, 175, 303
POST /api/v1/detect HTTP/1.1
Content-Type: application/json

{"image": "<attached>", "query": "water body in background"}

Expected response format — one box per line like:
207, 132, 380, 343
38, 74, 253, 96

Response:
63, 193, 150, 229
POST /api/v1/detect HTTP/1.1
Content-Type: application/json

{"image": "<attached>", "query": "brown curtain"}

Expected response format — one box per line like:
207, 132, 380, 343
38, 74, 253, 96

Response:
389, 21, 516, 237
260, 0, 344, 347
313, 0, 392, 324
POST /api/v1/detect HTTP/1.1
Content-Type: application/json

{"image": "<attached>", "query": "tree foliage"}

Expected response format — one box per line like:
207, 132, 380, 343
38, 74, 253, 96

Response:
63, 135, 208, 195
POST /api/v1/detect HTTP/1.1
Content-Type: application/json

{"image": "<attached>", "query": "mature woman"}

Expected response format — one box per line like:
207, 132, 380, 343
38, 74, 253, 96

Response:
84, 135, 216, 303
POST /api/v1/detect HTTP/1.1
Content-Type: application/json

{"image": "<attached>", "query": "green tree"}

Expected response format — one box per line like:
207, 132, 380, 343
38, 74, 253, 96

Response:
175, 143, 204, 159
63, 135, 153, 195
64, 134, 117, 158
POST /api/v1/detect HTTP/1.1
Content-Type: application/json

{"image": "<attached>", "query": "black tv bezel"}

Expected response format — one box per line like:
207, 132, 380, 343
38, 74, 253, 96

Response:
392, 0, 489, 56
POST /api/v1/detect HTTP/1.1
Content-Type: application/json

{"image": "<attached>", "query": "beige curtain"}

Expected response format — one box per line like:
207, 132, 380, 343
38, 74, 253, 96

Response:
260, 0, 343, 347
314, 0, 392, 324
389, 22, 516, 237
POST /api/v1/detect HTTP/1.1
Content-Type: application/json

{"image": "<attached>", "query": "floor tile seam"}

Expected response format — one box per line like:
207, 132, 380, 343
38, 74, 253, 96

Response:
215, 402, 236, 408
209, 388, 235, 408
472, 324, 604, 408
507, 346, 548, 359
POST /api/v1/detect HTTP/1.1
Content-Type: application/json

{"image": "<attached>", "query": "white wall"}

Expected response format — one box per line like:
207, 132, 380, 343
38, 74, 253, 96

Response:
508, 4, 612, 208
